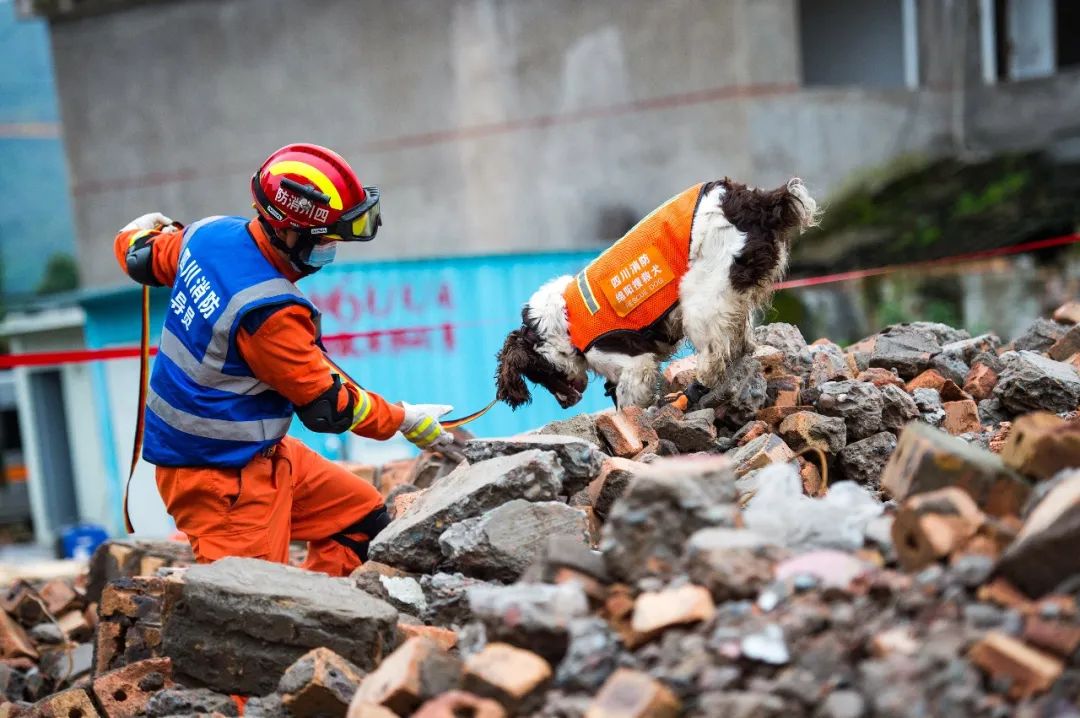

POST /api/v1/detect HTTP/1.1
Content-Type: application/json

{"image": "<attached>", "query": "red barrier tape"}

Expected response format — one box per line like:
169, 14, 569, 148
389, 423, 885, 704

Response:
1, 233, 1077, 369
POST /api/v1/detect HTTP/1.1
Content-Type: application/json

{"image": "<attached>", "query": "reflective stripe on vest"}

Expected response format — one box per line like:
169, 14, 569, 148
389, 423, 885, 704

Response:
147, 388, 292, 442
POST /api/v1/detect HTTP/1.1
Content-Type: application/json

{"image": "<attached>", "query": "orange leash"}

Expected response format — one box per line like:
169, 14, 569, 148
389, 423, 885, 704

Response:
123, 283, 151, 534
443, 398, 498, 429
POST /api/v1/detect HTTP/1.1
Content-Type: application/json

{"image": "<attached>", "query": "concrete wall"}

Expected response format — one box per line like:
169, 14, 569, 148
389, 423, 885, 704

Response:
47, 0, 965, 289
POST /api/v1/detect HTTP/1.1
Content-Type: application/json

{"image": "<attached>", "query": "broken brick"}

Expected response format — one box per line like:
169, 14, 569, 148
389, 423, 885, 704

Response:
1052, 300, 1080, 325
91, 658, 173, 718
999, 412, 1080, 480
396, 624, 458, 652
1023, 615, 1080, 659
994, 471, 1080, 598
0, 611, 37, 660
412, 691, 507, 718
881, 423, 1030, 518
585, 668, 681, 718
588, 457, 643, 519
99, 576, 165, 621
727, 433, 795, 477
279, 647, 365, 718
57, 611, 91, 643
869, 627, 918, 658
942, 399, 981, 435
350, 637, 462, 716
755, 405, 806, 428
390, 489, 425, 519
968, 631, 1063, 700
662, 355, 698, 392
891, 488, 986, 571
963, 363, 999, 402
595, 408, 657, 458
766, 375, 802, 408
905, 369, 968, 401
38, 581, 78, 618
26, 687, 100, 718
463, 643, 552, 713
734, 420, 769, 447
628, 585, 715, 647
856, 367, 905, 389
1048, 324, 1080, 361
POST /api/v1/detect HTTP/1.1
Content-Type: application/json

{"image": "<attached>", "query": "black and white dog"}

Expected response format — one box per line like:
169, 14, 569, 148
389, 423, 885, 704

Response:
495, 177, 819, 410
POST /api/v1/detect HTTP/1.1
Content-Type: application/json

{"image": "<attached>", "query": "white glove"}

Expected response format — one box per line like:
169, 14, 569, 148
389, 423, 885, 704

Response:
122, 212, 177, 233
400, 403, 455, 453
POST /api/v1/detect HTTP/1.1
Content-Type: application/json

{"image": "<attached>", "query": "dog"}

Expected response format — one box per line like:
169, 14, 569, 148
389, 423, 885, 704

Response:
495, 177, 819, 410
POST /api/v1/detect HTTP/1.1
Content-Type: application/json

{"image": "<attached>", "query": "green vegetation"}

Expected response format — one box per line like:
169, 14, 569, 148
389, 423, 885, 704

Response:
36, 252, 79, 295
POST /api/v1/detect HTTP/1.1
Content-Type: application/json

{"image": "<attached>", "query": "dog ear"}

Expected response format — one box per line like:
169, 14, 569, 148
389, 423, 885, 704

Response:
495, 330, 533, 409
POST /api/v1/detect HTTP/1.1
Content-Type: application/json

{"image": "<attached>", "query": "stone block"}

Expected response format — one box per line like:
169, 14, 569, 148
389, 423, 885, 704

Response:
994, 350, 1080, 415
162, 558, 397, 695
815, 381, 884, 441
942, 399, 981, 436
652, 409, 718, 453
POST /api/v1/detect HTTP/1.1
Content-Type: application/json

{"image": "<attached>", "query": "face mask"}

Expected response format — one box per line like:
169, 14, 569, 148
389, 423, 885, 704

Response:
303, 241, 337, 268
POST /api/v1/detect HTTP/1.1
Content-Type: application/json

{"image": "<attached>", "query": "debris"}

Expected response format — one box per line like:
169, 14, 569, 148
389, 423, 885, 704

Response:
891, 488, 986, 571
369, 451, 565, 572
994, 471, 1080, 598
145, 688, 238, 717
652, 409, 718, 453
968, 631, 1064, 700
468, 582, 588, 663
881, 423, 1030, 518
464, 437, 603, 495
587, 457, 644, 519
438, 500, 589, 582
999, 412, 1080, 480
411, 691, 507, 718
837, 432, 897, 489
1012, 318, 1069, 353
90, 658, 173, 718
278, 648, 365, 718
726, 433, 796, 477
628, 585, 715, 647
162, 558, 398, 694
463, 643, 552, 713
778, 411, 847, 455
879, 384, 920, 434
993, 350, 1080, 415
1052, 301, 1080, 325
349, 637, 462, 716
941, 399, 981, 436
963, 363, 999, 401
585, 668, 681, 718
594, 407, 659, 458
684, 528, 788, 602
815, 381, 884, 441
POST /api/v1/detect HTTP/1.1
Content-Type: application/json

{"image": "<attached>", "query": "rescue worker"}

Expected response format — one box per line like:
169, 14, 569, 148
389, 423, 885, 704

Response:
113, 143, 457, 576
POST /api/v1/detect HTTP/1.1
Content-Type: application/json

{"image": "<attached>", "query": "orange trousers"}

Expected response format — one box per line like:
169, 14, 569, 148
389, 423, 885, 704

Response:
155, 436, 385, 576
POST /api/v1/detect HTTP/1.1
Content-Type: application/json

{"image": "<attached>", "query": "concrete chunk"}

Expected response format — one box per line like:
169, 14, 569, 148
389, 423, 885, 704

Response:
464, 436, 603, 494
438, 500, 590, 582
162, 558, 398, 695
369, 451, 564, 572
994, 350, 1080, 415
468, 583, 588, 663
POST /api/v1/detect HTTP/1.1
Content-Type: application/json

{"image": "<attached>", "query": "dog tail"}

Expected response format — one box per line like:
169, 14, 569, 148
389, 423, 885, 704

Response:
786, 178, 822, 229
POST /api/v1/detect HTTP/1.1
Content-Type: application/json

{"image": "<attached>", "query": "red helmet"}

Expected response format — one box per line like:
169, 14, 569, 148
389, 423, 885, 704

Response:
251, 143, 381, 241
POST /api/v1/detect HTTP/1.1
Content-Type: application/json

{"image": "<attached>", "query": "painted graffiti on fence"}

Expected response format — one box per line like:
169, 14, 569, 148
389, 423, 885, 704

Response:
308, 280, 455, 326
308, 276, 457, 358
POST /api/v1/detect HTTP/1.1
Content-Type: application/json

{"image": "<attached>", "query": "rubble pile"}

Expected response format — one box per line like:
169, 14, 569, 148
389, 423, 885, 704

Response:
5, 309, 1080, 717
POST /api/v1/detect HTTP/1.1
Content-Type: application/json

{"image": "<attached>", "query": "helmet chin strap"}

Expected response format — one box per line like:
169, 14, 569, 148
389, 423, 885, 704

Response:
259, 217, 322, 275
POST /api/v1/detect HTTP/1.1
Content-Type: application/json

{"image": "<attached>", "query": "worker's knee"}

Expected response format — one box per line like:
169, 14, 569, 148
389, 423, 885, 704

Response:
330, 505, 390, 562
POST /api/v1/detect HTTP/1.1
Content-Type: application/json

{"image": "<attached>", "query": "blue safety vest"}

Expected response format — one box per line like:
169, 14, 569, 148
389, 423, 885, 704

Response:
143, 216, 316, 467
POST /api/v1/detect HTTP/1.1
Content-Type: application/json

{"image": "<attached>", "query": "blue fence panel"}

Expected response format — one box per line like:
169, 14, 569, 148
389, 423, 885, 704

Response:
295, 250, 610, 442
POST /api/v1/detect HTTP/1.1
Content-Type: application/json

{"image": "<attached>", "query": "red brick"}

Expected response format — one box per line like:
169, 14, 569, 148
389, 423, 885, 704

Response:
91, 658, 173, 718
942, 400, 981, 435
891, 488, 986, 571
99, 576, 165, 620
586, 669, 681, 718
26, 687, 100, 718
1049, 325, 1080, 361
377, 459, 417, 499
1053, 300, 1080, 324
856, 367, 905, 389
412, 691, 507, 718
735, 420, 769, 447
995, 472, 1080, 598
587, 457, 644, 519
766, 375, 802, 408
1000, 412, 1080, 480
94, 621, 124, 674
463, 643, 551, 712
906, 370, 969, 401
350, 637, 462, 716
0, 611, 36, 660
596, 408, 658, 458
38, 580, 79, 617
963, 364, 999, 402
756, 405, 806, 428
662, 355, 698, 391
1024, 615, 1080, 659
870, 627, 918, 658
279, 647, 364, 718
397, 623, 458, 651
58, 610, 92, 642
629, 585, 715, 647
969, 632, 1063, 700
391, 489, 426, 519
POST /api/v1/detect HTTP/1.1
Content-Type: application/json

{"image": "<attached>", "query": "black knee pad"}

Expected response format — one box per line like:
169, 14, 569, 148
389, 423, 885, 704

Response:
331, 506, 390, 562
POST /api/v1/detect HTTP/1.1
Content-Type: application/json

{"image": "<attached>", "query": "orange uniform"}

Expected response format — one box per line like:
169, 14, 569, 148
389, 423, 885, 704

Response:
563, 184, 705, 352
114, 219, 403, 575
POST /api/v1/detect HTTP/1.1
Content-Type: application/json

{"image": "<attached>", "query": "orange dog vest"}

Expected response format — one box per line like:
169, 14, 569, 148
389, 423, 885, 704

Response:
564, 183, 705, 352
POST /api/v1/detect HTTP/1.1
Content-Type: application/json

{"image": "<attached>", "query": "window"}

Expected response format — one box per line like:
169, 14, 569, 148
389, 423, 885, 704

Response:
982, 0, 1080, 83
799, 0, 919, 89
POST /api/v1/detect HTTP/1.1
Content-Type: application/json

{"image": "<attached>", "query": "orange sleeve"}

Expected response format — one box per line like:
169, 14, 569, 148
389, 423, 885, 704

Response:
235, 305, 406, 440
113, 227, 185, 287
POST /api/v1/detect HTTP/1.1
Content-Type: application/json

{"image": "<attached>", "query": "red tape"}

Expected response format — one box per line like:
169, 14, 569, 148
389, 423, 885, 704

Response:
2, 233, 1077, 370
